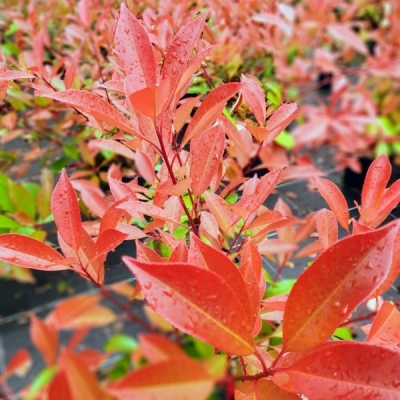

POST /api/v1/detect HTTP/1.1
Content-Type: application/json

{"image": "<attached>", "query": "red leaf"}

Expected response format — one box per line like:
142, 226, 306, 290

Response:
115, 3, 157, 91
162, 13, 208, 96
139, 333, 187, 363
264, 103, 298, 144
128, 78, 172, 119
0, 71, 35, 81
123, 258, 255, 355
170, 241, 188, 263
135, 150, 156, 184
95, 229, 128, 257
5, 349, 31, 378
327, 24, 368, 55
190, 235, 254, 326
30, 315, 58, 366
286, 341, 400, 399
182, 83, 241, 146
89, 139, 136, 160
365, 301, 400, 346
106, 356, 215, 400
315, 209, 338, 249
361, 154, 392, 209
136, 241, 164, 263
48, 371, 71, 400
42, 90, 140, 137
315, 178, 349, 231
51, 169, 83, 251
59, 348, 108, 400
240, 75, 266, 125
283, 223, 398, 352
204, 192, 235, 237
190, 124, 226, 196
373, 180, 400, 227
0, 234, 68, 271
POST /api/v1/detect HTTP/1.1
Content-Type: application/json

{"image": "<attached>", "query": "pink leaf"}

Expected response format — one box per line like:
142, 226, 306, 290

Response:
240, 75, 266, 125
327, 24, 368, 55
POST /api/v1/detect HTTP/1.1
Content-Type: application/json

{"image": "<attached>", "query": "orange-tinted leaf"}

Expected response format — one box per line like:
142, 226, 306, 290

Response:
43, 90, 140, 136
139, 333, 186, 363
136, 241, 164, 263
60, 348, 108, 400
174, 96, 201, 133
327, 24, 368, 55
52, 169, 82, 252
30, 315, 58, 366
240, 75, 266, 125
235, 379, 301, 399
241, 240, 265, 298
373, 180, 400, 228
115, 3, 157, 91
258, 239, 297, 256
204, 192, 235, 237
182, 83, 241, 146
283, 223, 398, 352
128, 78, 172, 119
107, 356, 215, 400
5, 349, 31, 378
123, 258, 255, 355
365, 301, 400, 346
190, 124, 226, 196
0, 233, 68, 271
286, 341, 400, 399
316, 209, 338, 249
47, 294, 105, 330
361, 154, 391, 209
315, 177, 349, 231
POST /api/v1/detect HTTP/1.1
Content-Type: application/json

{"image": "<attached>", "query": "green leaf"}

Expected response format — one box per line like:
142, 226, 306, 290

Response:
332, 326, 353, 340
274, 130, 294, 150
9, 181, 36, 219
5, 22, 19, 36
63, 143, 80, 159
0, 215, 19, 229
50, 157, 70, 174
0, 174, 15, 212
22, 182, 41, 200
104, 334, 138, 353
182, 336, 215, 359
26, 366, 58, 399
265, 279, 296, 297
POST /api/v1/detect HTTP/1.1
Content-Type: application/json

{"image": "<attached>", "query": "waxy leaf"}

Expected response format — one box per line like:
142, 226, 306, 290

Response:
59, 349, 108, 400
361, 154, 391, 209
283, 223, 398, 352
116, 4, 157, 91
43, 90, 140, 137
240, 75, 266, 125
182, 83, 241, 146
123, 258, 255, 355
315, 177, 349, 231
162, 13, 208, 96
316, 209, 338, 249
138, 333, 187, 363
365, 301, 400, 346
0, 234, 68, 271
287, 342, 400, 399
51, 169, 82, 251
30, 315, 58, 366
190, 124, 225, 196
107, 356, 215, 400
204, 192, 235, 237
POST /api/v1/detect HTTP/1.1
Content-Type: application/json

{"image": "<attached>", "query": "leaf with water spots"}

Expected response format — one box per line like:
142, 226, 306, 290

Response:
361, 154, 391, 210
42, 90, 140, 137
283, 222, 398, 352
115, 3, 157, 91
0, 233, 68, 271
190, 124, 225, 196
286, 341, 400, 400
315, 177, 349, 231
123, 257, 255, 355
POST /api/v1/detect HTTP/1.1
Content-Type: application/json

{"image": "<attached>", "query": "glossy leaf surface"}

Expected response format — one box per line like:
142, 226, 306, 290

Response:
283, 223, 398, 352
123, 257, 255, 355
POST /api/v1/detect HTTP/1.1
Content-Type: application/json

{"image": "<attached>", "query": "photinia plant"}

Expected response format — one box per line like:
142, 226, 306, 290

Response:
0, 3, 400, 400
